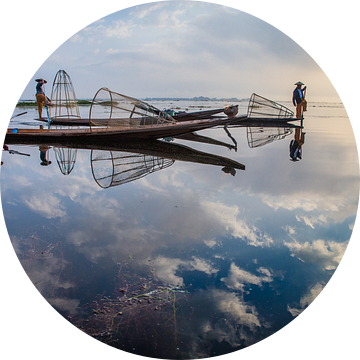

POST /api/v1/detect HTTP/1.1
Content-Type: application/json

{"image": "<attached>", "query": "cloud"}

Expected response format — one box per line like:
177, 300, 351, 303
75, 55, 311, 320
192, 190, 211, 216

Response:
105, 20, 135, 38
152, 255, 219, 286
70, 34, 83, 43
106, 48, 121, 54
284, 239, 348, 270
200, 200, 273, 247
131, 2, 168, 19
48, 297, 80, 314
287, 282, 324, 317
183, 287, 263, 357
295, 214, 327, 229
19, 1, 343, 101
213, 290, 261, 331
221, 262, 273, 292
23, 193, 67, 219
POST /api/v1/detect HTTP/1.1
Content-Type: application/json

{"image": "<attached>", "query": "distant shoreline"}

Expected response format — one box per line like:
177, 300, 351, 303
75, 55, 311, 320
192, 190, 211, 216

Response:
16, 100, 93, 107
143, 97, 248, 102
16, 97, 248, 107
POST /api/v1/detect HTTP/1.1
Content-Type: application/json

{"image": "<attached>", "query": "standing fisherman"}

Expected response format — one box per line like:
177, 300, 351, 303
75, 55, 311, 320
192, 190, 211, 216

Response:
35, 78, 52, 119
292, 81, 307, 118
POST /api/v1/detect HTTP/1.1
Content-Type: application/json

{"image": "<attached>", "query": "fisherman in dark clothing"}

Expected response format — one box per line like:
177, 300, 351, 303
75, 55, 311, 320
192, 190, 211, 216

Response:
292, 81, 307, 118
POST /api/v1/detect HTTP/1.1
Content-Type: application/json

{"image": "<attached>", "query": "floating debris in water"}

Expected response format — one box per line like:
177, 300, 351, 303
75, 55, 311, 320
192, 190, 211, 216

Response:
69, 264, 189, 353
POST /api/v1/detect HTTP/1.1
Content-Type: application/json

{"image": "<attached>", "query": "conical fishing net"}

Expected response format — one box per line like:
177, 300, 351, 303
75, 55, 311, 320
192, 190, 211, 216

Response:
91, 150, 174, 188
50, 70, 80, 120
54, 147, 77, 175
89, 88, 176, 130
247, 93, 294, 119
247, 126, 293, 148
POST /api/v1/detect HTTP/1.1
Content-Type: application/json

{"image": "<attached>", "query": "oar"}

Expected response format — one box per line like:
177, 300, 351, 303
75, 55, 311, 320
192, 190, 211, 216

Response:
8, 149, 31, 156
43, 84, 51, 129
10, 111, 27, 120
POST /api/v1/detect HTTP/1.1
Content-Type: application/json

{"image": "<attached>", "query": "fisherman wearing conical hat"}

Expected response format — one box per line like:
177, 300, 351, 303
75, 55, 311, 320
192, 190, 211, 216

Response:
35, 78, 52, 119
292, 81, 307, 118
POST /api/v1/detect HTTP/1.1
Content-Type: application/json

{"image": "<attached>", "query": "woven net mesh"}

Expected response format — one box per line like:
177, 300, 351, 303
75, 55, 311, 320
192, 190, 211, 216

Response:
50, 70, 80, 120
247, 126, 293, 148
89, 88, 176, 129
91, 150, 174, 188
54, 147, 77, 175
247, 93, 294, 119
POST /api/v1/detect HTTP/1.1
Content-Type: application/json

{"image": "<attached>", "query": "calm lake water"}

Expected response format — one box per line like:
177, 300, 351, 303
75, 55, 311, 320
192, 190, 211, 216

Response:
1, 100, 358, 358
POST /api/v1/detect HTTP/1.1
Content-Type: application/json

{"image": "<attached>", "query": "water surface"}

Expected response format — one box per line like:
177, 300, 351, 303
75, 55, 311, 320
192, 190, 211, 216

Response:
1, 100, 358, 358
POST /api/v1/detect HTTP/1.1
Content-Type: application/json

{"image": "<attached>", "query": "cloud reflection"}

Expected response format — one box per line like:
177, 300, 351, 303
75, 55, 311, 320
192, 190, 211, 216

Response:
13, 236, 80, 315
183, 288, 263, 358
287, 282, 324, 317
284, 239, 347, 270
152, 255, 219, 286
23, 193, 67, 219
200, 200, 273, 247
221, 262, 273, 293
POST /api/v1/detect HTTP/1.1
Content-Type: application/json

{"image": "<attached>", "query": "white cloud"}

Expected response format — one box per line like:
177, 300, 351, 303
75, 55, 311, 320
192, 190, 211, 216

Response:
106, 48, 121, 54
200, 200, 273, 247
221, 262, 273, 292
19, 1, 344, 102
70, 34, 83, 43
23, 193, 66, 219
105, 20, 135, 38
48, 297, 80, 314
213, 290, 261, 331
152, 255, 218, 286
296, 214, 327, 229
287, 282, 324, 317
131, 2, 168, 19
284, 239, 348, 270
13, 175, 33, 187
191, 257, 219, 275
204, 239, 217, 248
259, 194, 319, 212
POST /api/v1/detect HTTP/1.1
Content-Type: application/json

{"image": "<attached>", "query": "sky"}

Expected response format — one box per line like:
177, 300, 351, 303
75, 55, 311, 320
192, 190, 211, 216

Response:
19, 1, 339, 102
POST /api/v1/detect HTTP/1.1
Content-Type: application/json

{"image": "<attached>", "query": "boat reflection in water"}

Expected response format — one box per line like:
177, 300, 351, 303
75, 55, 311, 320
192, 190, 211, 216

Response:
89, 133, 245, 188
11, 130, 245, 184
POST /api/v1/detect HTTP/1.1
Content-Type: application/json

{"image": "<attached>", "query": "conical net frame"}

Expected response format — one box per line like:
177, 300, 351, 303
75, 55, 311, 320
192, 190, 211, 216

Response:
91, 150, 174, 188
247, 126, 293, 148
54, 147, 77, 175
89, 88, 176, 130
247, 93, 294, 119
50, 70, 80, 120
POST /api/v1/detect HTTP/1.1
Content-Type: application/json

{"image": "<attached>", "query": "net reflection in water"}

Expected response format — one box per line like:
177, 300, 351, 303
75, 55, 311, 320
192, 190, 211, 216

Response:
91, 150, 175, 188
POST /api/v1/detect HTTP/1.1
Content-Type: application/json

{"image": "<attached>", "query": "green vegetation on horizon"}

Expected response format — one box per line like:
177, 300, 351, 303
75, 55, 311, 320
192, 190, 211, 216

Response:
17, 100, 92, 107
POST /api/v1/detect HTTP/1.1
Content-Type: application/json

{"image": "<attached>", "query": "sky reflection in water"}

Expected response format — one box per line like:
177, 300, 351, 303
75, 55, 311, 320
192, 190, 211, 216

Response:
1, 102, 358, 358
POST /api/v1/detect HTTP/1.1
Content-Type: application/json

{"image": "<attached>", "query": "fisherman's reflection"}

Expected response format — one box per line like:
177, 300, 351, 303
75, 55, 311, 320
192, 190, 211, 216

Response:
39, 146, 52, 166
289, 128, 306, 161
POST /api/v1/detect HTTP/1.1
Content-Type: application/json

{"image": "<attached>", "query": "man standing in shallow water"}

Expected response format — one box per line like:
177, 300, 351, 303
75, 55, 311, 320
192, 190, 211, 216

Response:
292, 81, 307, 118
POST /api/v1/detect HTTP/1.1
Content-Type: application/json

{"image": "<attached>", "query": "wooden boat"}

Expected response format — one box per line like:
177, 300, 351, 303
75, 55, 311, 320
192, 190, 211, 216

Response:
35, 106, 239, 126
35, 75, 242, 126
6, 115, 247, 143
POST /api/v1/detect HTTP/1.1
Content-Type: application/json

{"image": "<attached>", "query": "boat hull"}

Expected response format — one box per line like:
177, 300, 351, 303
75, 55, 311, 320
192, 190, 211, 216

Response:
6, 116, 246, 143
